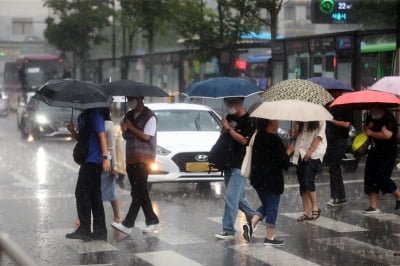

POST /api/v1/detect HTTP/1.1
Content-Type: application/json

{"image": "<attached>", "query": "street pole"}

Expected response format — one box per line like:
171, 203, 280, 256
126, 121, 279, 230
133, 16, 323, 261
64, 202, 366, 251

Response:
112, 0, 116, 68
396, 0, 400, 76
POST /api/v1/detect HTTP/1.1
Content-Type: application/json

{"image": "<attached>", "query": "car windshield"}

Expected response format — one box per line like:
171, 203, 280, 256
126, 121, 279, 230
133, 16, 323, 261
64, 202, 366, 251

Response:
154, 109, 221, 132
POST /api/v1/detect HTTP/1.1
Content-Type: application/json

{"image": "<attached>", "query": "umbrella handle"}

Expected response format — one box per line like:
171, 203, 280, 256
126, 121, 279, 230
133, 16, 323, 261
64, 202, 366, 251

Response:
71, 109, 74, 123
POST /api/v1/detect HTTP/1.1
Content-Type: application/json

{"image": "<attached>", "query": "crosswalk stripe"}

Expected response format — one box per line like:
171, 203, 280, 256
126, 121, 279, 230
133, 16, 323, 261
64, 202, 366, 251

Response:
281, 212, 368, 233
207, 216, 289, 238
135, 221, 207, 245
349, 210, 400, 224
134, 250, 202, 266
47, 229, 119, 254
315, 237, 399, 265
230, 243, 321, 266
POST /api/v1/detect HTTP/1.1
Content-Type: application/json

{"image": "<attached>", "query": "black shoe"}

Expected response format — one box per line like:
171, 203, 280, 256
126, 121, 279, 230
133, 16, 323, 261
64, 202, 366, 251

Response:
91, 233, 107, 241
242, 222, 253, 242
395, 200, 400, 211
65, 231, 91, 241
264, 238, 285, 246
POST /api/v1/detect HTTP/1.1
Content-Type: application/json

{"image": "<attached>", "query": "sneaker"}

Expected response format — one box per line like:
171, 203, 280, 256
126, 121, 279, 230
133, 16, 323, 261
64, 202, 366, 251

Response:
327, 198, 347, 207
65, 231, 91, 241
242, 223, 253, 242
395, 200, 400, 211
363, 207, 381, 214
264, 237, 285, 246
215, 231, 235, 240
111, 222, 132, 235
143, 224, 160, 234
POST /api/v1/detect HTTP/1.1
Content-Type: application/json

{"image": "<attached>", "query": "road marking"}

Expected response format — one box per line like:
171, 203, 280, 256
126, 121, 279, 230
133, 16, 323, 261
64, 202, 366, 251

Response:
135, 221, 207, 245
207, 216, 288, 238
134, 250, 202, 266
315, 237, 399, 265
230, 243, 321, 266
10, 171, 37, 189
281, 213, 368, 233
46, 156, 78, 172
349, 210, 400, 225
47, 229, 118, 254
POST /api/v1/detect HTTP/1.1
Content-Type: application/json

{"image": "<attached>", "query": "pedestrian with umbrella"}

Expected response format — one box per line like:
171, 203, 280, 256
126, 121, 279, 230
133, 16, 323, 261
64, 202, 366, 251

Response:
254, 79, 333, 222
244, 99, 332, 244
330, 89, 400, 214
33, 79, 114, 241
309, 77, 354, 207
184, 77, 262, 240
104, 80, 168, 235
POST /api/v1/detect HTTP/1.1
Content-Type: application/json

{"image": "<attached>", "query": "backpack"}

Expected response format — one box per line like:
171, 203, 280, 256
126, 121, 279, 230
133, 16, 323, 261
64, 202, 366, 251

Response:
208, 133, 234, 171
73, 114, 91, 165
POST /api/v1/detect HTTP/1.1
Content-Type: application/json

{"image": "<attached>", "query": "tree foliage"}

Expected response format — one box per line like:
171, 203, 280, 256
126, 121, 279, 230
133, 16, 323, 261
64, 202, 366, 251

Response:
43, 0, 113, 73
353, 0, 397, 29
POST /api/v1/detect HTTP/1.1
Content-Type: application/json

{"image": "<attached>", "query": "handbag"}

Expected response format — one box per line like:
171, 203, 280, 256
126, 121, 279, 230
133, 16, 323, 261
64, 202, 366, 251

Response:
241, 131, 257, 179
352, 131, 371, 157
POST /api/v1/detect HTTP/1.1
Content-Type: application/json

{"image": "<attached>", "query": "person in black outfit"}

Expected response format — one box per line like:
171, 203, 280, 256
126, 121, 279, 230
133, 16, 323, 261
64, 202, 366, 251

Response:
325, 90, 354, 207
363, 106, 400, 214
242, 119, 294, 246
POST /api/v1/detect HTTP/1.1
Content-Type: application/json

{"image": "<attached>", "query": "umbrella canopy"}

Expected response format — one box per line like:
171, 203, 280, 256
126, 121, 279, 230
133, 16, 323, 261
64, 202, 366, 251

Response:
100, 80, 169, 97
183, 77, 262, 98
33, 79, 113, 109
250, 100, 333, 122
308, 77, 354, 91
261, 79, 334, 105
369, 76, 400, 96
330, 90, 400, 109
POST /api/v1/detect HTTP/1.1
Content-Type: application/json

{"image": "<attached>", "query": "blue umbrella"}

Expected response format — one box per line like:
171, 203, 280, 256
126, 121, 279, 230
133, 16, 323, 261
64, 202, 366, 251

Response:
183, 77, 262, 98
308, 77, 354, 92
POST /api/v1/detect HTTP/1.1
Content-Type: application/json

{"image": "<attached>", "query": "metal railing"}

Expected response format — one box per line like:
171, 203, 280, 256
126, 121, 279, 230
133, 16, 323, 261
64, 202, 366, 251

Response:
0, 232, 38, 266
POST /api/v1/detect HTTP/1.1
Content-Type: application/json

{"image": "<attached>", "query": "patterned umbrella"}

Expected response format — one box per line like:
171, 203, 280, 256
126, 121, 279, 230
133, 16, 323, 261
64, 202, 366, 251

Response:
261, 79, 334, 104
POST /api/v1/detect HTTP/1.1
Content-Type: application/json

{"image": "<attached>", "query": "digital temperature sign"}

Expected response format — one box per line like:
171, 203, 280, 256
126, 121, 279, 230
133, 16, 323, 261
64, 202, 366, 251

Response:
311, 0, 356, 24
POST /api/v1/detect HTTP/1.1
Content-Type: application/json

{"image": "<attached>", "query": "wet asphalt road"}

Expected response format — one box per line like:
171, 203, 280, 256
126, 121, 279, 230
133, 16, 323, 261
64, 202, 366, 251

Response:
1, 112, 400, 266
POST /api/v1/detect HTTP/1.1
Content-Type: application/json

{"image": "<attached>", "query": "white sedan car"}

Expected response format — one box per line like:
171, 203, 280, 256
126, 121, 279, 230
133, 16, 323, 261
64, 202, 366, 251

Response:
147, 103, 224, 183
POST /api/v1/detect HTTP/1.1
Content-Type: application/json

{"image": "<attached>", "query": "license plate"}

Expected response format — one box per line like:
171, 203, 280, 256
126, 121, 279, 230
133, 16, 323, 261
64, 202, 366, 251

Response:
186, 162, 212, 172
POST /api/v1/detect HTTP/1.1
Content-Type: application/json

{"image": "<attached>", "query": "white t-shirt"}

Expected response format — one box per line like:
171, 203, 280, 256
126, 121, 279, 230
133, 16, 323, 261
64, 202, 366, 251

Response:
134, 112, 156, 137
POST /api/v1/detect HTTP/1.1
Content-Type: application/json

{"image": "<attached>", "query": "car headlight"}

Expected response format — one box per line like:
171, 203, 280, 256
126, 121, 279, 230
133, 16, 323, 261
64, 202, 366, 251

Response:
156, 145, 170, 155
35, 114, 49, 124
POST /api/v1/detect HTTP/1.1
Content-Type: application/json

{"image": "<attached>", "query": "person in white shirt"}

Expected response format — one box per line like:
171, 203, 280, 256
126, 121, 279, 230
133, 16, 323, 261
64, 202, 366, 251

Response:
291, 121, 327, 221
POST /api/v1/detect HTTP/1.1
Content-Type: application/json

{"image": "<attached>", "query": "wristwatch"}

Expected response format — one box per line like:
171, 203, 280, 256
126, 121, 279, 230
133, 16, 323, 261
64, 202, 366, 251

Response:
103, 155, 108, 160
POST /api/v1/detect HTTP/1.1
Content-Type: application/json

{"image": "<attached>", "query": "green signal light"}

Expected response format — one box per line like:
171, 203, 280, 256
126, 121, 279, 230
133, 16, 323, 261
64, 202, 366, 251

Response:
0, 52, 5, 56
320, 0, 335, 15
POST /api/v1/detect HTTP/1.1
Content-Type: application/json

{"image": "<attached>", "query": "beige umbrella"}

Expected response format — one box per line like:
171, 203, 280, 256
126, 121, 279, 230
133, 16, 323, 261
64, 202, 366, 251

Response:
250, 100, 333, 121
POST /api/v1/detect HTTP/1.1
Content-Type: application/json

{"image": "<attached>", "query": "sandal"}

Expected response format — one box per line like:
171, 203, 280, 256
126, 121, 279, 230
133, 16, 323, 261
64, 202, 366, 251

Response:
311, 209, 321, 220
297, 214, 313, 222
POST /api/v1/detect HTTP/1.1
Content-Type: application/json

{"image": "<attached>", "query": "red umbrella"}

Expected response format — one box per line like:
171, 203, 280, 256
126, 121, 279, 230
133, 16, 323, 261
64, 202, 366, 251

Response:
330, 90, 400, 109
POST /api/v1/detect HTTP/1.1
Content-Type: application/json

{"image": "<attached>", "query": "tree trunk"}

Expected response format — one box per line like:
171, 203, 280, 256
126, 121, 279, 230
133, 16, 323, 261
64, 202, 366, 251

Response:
270, 9, 278, 40
147, 27, 154, 84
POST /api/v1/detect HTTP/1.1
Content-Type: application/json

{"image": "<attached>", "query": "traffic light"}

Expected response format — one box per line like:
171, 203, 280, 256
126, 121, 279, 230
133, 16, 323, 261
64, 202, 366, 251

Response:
0, 51, 6, 57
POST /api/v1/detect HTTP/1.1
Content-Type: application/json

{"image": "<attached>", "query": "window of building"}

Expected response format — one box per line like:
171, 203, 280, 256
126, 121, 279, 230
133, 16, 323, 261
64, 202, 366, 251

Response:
284, 5, 296, 20
306, 5, 311, 20
12, 18, 33, 35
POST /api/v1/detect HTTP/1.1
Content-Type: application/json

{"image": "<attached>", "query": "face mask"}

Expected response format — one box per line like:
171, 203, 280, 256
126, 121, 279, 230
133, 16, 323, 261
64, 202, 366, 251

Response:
371, 110, 384, 120
227, 107, 237, 115
127, 99, 137, 110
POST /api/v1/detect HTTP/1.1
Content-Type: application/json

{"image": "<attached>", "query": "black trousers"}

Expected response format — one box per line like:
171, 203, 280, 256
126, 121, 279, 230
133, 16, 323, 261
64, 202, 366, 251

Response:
75, 163, 107, 237
325, 138, 347, 199
122, 163, 159, 228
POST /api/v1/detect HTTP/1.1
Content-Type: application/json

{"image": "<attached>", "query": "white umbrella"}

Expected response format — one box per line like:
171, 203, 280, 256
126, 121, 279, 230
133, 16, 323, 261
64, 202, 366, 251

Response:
250, 99, 333, 121
369, 76, 400, 96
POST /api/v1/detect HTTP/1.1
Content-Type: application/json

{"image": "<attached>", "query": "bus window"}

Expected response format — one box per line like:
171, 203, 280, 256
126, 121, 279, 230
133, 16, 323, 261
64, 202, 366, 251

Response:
360, 53, 379, 87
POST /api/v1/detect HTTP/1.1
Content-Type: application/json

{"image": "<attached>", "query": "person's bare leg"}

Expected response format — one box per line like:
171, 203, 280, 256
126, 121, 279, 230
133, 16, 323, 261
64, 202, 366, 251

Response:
110, 200, 121, 223
251, 214, 262, 228
308, 191, 319, 212
301, 192, 311, 217
266, 227, 275, 240
74, 219, 80, 230
392, 189, 400, 200
368, 192, 379, 209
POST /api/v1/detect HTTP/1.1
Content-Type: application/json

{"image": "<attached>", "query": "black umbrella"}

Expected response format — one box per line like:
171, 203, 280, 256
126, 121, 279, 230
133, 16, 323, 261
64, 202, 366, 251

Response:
100, 79, 169, 97
33, 79, 113, 110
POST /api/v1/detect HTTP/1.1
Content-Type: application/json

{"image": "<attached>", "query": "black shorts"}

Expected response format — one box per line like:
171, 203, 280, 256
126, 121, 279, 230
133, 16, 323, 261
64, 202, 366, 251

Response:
364, 153, 397, 195
296, 159, 321, 194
